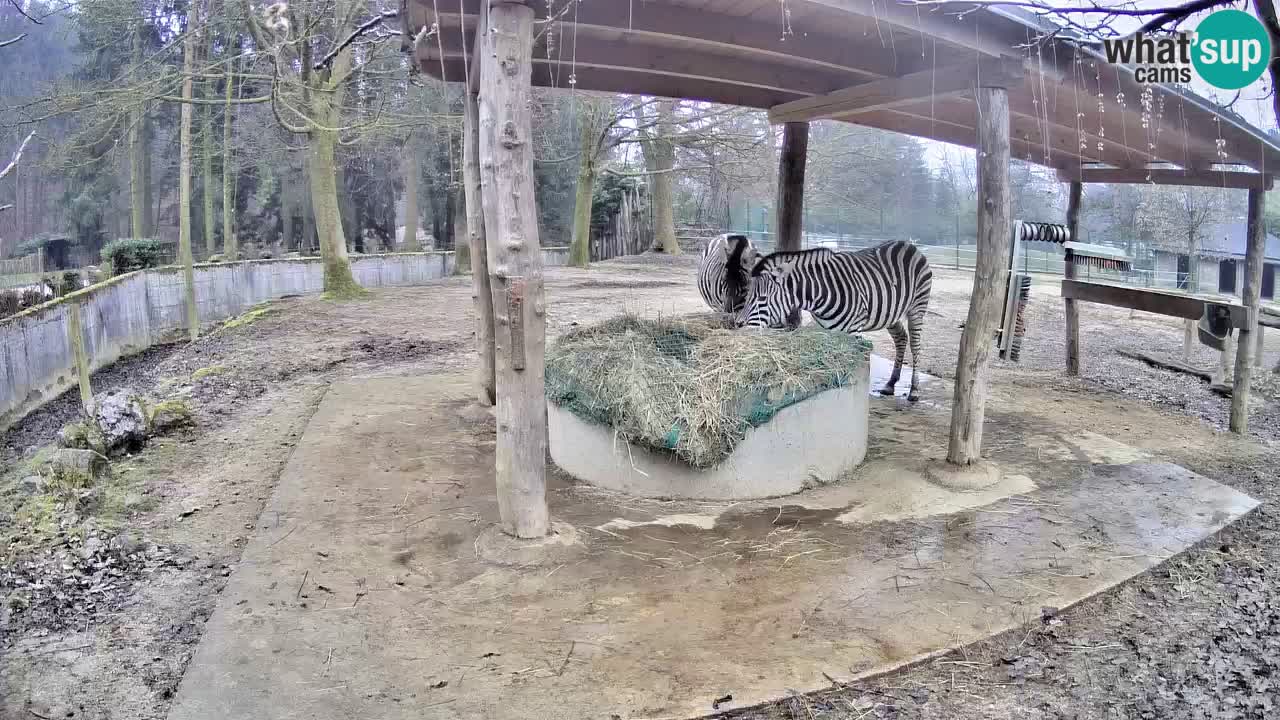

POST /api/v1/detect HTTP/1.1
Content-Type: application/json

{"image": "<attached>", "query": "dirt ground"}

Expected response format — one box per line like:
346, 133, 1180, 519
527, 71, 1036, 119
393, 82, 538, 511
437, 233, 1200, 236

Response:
2, 254, 1278, 719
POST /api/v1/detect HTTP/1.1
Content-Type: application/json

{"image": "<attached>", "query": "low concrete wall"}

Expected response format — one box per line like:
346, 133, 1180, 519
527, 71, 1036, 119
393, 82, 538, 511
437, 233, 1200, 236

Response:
548, 379, 870, 501
1, 249, 569, 432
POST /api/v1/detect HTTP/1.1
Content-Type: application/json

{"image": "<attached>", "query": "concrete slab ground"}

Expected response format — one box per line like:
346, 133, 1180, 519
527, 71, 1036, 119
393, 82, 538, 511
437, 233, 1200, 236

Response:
167, 372, 1259, 720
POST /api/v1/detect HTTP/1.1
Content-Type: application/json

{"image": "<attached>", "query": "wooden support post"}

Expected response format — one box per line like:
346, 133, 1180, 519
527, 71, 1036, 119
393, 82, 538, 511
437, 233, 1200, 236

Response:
1183, 319, 1195, 359
66, 303, 93, 415
1256, 325, 1265, 367
478, 0, 549, 538
1230, 188, 1266, 433
1064, 181, 1082, 376
463, 26, 496, 407
947, 85, 1011, 466
775, 121, 808, 251
1217, 332, 1234, 384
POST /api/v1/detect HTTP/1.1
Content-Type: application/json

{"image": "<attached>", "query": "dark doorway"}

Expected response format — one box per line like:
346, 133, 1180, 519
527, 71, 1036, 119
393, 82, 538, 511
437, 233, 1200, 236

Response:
1264, 264, 1276, 300
1176, 254, 1191, 289
1219, 259, 1238, 294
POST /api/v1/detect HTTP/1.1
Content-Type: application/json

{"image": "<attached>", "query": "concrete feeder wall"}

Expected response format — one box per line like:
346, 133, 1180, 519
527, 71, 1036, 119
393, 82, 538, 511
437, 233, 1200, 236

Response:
548, 373, 871, 500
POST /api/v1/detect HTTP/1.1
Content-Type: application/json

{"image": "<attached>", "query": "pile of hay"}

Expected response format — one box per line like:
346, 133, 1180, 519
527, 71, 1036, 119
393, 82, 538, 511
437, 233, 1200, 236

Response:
545, 313, 871, 468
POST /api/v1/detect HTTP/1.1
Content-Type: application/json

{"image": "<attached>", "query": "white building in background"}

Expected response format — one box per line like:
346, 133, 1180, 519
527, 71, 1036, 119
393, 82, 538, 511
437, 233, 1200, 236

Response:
1152, 221, 1280, 301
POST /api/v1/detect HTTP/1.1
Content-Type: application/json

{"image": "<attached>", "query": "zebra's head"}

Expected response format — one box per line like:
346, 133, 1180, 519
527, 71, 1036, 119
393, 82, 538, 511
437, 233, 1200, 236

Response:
737, 252, 802, 328
720, 234, 757, 314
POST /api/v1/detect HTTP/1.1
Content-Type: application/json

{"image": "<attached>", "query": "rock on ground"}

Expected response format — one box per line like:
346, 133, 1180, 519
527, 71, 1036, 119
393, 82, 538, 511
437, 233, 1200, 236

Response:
91, 389, 149, 455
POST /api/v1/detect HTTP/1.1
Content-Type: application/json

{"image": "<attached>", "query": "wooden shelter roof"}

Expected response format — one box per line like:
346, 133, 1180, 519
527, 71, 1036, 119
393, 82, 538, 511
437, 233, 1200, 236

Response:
406, 0, 1280, 179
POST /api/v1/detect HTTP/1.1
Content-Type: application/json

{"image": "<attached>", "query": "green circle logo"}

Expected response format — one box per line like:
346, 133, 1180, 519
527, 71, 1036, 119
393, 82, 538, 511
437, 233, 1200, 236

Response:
1192, 9, 1271, 90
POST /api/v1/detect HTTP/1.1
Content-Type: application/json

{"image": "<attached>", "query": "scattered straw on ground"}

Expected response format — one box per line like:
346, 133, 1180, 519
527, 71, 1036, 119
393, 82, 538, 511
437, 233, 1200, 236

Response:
545, 313, 871, 468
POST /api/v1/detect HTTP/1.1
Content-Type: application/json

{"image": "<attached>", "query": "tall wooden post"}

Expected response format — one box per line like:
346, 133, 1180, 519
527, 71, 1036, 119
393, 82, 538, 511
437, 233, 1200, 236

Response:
478, 0, 549, 538
1256, 326, 1265, 367
1230, 188, 1266, 433
464, 27, 496, 406
947, 85, 1012, 466
66, 302, 93, 415
1063, 181, 1082, 375
775, 121, 808, 251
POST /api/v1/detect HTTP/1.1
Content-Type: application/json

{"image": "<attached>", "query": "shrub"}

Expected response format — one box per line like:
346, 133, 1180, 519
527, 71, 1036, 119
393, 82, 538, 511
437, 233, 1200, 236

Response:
101, 238, 167, 274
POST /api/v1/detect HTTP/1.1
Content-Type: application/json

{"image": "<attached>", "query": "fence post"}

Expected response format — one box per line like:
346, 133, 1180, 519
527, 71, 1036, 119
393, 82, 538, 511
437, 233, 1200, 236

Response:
37, 246, 45, 275
66, 302, 94, 415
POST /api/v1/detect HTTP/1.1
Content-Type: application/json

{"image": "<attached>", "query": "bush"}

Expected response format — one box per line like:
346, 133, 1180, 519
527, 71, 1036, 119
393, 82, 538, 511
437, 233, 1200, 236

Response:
101, 238, 167, 274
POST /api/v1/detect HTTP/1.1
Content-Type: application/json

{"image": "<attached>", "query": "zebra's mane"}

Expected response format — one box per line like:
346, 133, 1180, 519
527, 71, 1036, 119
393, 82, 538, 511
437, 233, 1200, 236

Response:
722, 234, 751, 312
749, 247, 835, 276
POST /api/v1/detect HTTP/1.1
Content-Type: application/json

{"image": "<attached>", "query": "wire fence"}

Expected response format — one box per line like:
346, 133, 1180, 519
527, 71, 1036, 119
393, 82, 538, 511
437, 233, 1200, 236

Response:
0, 250, 45, 289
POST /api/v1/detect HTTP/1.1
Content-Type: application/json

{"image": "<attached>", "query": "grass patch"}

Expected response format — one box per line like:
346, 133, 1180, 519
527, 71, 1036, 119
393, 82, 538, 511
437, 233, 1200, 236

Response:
220, 304, 273, 330
191, 365, 228, 381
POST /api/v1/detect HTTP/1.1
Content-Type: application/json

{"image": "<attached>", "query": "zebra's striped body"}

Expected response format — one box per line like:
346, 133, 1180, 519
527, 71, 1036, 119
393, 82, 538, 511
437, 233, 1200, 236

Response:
741, 240, 932, 401
697, 233, 760, 316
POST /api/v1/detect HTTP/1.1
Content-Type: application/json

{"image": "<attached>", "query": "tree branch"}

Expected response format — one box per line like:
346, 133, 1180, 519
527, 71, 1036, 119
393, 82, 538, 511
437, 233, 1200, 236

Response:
0, 33, 26, 49
314, 10, 398, 70
8, 0, 41, 24
0, 131, 35, 181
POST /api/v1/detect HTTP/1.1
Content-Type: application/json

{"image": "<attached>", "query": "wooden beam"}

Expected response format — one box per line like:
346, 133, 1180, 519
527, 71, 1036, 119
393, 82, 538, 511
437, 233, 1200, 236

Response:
478, 0, 548, 539
768, 60, 1023, 124
1064, 181, 1082, 377
428, 24, 848, 99
776, 122, 808, 252
1231, 188, 1266, 433
424, 57, 802, 110
432, 0, 905, 80
948, 85, 1012, 466
463, 53, 495, 406
805, 0, 1019, 60
1055, 167, 1274, 190
1060, 280, 1251, 327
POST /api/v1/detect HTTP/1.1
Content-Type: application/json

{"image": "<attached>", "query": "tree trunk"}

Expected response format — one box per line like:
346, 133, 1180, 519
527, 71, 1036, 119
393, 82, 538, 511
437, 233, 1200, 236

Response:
308, 47, 363, 297
479, 1, 549, 538
638, 99, 678, 254
464, 78, 495, 404
947, 86, 1011, 466
282, 180, 295, 251
143, 119, 154, 236
1064, 181, 1082, 375
308, 127, 362, 296
202, 99, 216, 258
776, 121, 809, 251
178, 1, 200, 342
129, 27, 147, 238
568, 107, 599, 268
222, 58, 237, 259
1231, 188, 1266, 433
302, 160, 316, 254
402, 142, 421, 251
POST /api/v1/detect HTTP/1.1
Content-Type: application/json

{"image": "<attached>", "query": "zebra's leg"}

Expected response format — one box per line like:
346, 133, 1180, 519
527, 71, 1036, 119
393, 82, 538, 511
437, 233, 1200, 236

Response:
879, 321, 908, 396
906, 310, 925, 402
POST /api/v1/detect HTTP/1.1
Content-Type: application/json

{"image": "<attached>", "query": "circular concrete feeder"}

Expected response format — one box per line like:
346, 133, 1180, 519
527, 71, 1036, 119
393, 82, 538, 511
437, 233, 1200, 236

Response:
548, 373, 870, 500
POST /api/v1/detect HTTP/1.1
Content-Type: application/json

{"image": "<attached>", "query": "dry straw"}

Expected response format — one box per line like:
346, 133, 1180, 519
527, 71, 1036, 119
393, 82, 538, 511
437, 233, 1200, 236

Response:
546, 313, 871, 468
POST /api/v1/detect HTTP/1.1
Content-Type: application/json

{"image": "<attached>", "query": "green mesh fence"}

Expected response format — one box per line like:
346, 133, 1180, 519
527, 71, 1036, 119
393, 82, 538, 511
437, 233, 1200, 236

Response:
545, 313, 872, 468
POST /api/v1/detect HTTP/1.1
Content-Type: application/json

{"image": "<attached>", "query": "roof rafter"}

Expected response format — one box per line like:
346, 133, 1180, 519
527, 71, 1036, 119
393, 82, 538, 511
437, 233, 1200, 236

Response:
768, 58, 1024, 124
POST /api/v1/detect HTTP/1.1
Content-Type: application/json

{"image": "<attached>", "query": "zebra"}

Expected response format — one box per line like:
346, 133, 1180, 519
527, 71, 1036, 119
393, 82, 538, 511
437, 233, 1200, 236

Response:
738, 240, 933, 402
697, 233, 762, 316
697, 234, 799, 328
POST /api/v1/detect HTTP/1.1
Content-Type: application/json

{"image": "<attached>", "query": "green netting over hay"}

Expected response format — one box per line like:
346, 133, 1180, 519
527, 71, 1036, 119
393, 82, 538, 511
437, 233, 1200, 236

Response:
545, 313, 872, 468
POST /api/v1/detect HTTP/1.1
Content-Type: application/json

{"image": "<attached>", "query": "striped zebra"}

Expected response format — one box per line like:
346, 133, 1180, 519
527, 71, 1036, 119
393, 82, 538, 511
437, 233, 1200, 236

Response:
739, 240, 933, 401
696, 233, 760, 315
